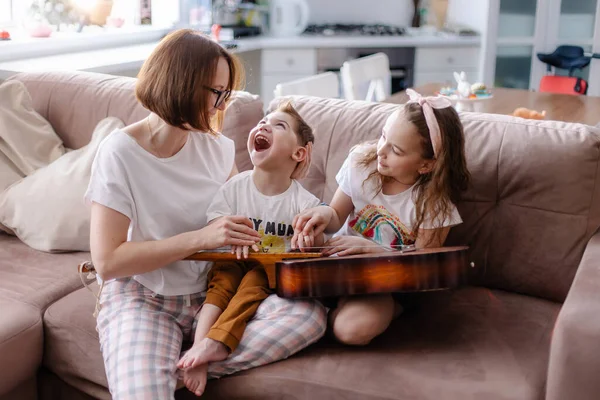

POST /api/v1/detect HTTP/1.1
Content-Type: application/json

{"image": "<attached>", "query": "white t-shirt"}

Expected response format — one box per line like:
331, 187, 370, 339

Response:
335, 146, 462, 248
206, 170, 321, 252
85, 129, 235, 296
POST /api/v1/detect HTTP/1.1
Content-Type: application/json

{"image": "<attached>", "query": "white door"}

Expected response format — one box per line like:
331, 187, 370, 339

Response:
483, 0, 549, 90
539, 0, 600, 96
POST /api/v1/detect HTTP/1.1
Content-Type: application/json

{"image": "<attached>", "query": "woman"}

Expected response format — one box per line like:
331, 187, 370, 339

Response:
86, 29, 327, 399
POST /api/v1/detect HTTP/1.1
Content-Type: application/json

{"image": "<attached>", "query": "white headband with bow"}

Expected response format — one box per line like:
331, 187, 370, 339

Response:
406, 89, 453, 158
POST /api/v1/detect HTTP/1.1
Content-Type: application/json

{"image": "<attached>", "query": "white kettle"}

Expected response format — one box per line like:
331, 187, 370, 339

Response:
269, 0, 310, 37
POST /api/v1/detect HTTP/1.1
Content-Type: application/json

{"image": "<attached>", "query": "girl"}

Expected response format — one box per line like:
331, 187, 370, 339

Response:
292, 89, 470, 346
87, 29, 326, 399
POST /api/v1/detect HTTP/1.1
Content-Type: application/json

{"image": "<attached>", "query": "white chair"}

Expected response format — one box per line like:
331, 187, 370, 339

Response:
273, 72, 340, 98
340, 53, 391, 102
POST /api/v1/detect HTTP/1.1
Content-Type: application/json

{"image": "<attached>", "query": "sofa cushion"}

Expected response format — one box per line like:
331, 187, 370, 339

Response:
0, 234, 87, 309
43, 284, 109, 400
44, 285, 557, 400
0, 118, 124, 252
9, 72, 263, 173
0, 299, 43, 396
0, 80, 66, 193
270, 96, 600, 302
223, 91, 265, 172
448, 113, 600, 301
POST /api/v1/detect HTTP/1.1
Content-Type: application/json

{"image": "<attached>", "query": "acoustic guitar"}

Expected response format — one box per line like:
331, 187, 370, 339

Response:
185, 246, 471, 298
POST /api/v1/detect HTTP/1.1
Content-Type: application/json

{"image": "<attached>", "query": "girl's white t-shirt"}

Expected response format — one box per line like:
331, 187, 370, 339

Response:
335, 146, 462, 248
85, 129, 235, 296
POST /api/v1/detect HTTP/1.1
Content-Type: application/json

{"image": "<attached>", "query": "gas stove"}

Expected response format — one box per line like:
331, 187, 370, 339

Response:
303, 24, 406, 37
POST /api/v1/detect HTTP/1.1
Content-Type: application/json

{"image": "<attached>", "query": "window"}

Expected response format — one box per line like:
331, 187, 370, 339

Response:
0, 1, 186, 63
0, 0, 181, 31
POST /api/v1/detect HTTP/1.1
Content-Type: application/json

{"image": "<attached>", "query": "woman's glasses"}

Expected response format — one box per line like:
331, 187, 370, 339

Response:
204, 86, 232, 108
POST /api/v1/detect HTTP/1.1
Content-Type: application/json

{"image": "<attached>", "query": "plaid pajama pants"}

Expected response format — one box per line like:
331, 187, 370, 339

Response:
96, 278, 327, 400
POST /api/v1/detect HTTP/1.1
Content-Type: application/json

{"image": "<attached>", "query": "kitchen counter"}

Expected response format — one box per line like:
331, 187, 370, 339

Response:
0, 32, 480, 80
232, 33, 480, 50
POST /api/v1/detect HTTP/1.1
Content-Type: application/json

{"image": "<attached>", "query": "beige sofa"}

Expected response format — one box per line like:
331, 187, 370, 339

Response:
2, 71, 600, 400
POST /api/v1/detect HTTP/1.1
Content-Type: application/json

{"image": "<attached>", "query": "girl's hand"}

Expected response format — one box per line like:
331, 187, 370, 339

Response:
200, 216, 261, 250
290, 228, 315, 252
292, 206, 334, 245
322, 235, 387, 257
230, 244, 260, 259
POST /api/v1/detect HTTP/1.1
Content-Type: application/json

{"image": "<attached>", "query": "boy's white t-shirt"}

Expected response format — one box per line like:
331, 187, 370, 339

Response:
206, 170, 321, 252
335, 146, 462, 248
84, 129, 235, 296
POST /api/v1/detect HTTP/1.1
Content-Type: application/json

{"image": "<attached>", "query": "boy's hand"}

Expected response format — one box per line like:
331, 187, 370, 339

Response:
290, 228, 315, 252
230, 244, 259, 259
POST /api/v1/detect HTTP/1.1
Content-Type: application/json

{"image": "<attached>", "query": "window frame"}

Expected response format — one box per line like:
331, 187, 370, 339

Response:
0, 0, 193, 63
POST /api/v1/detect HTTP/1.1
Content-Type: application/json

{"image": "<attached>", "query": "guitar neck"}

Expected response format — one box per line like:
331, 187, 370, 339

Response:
185, 251, 323, 264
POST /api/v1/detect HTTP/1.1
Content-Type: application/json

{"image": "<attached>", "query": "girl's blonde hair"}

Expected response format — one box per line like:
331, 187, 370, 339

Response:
356, 103, 470, 245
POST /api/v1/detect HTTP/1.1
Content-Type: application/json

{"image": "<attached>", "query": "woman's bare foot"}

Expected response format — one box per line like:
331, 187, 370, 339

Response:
183, 362, 208, 397
178, 338, 230, 370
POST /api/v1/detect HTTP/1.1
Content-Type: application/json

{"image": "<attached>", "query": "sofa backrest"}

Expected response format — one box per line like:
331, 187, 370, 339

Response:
269, 96, 600, 302
8, 71, 263, 171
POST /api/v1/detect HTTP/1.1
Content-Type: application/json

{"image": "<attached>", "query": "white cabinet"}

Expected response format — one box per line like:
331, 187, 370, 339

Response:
482, 0, 600, 95
260, 48, 317, 107
414, 46, 481, 87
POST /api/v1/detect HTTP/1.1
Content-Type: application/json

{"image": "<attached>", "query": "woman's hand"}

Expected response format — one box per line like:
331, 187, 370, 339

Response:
199, 216, 261, 250
322, 235, 388, 257
291, 206, 334, 247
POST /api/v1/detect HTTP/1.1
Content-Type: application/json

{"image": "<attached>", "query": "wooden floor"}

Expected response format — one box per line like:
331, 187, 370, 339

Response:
385, 83, 600, 126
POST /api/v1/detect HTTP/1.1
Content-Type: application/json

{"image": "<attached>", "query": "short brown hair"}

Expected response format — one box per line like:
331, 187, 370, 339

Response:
135, 29, 244, 135
276, 101, 314, 146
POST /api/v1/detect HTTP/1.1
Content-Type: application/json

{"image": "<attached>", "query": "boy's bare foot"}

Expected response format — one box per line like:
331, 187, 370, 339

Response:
177, 338, 230, 370
183, 362, 208, 397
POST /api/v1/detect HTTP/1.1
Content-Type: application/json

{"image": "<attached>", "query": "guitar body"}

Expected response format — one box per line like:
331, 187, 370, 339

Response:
275, 246, 470, 298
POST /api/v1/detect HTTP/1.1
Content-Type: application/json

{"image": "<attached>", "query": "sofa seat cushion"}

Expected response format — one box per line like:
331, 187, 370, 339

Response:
0, 299, 43, 396
201, 287, 558, 400
0, 234, 88, 309
44, 284, 558, 400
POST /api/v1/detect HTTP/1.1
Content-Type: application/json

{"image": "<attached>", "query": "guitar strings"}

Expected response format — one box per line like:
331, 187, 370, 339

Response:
202, 244, 415, 253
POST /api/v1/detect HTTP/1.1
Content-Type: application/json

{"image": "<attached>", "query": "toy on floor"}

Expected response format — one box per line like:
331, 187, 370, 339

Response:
0, 30, 10, 40
512, 107, 546, 120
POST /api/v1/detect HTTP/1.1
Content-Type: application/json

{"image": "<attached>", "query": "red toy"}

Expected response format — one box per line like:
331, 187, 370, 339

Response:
0, 30, 10, 40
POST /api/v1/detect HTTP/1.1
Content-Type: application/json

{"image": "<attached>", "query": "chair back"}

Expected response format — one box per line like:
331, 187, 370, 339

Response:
340, 53, 391, 101
274, 72, 340, 98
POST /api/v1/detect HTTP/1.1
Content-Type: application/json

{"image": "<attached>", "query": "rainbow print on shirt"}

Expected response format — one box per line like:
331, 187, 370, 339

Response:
349, 205, 416, 248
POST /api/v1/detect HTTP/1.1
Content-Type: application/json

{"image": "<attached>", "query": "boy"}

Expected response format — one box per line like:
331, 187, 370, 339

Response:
178, 101, 323, 395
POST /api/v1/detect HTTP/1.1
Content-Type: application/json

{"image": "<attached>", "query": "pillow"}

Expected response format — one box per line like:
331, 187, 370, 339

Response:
0, 117, 125, 252
222, 91, 264, 172
0, 80, 66, 192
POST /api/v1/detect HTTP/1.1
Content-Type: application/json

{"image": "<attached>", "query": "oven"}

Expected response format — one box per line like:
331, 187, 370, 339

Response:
316, 47, 415, 98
